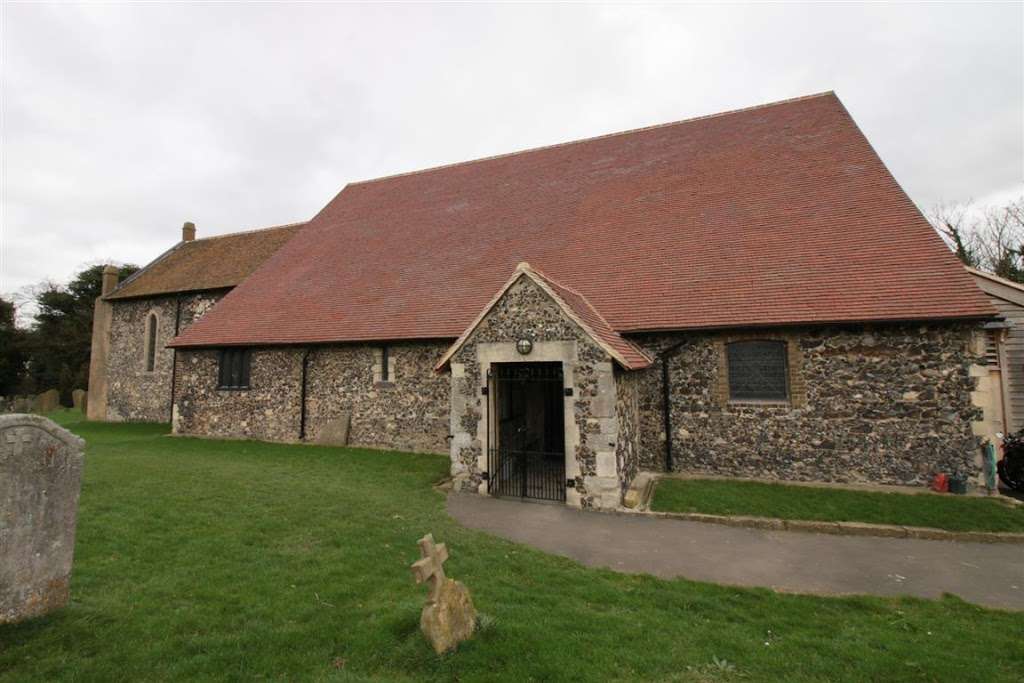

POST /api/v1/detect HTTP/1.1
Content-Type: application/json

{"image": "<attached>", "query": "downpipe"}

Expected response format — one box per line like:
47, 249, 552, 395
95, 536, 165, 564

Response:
658, 340, 687, 472
299, 349, 312, 441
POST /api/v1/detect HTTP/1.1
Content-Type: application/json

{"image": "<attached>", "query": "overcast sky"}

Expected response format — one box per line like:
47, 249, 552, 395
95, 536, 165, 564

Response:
2, 2, 1022, 297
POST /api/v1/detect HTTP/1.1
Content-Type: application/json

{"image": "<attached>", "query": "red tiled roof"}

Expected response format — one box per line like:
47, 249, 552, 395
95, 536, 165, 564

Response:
108, 222, 303, 300
171, 92, 995, 349
436, 263, 653, 370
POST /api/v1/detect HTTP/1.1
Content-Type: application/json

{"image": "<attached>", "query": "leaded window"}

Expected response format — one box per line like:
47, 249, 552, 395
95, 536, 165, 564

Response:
380, 345, 390, 382
217, 349, 251, 389
145, 314, 158, 372
726, 340, 789, 402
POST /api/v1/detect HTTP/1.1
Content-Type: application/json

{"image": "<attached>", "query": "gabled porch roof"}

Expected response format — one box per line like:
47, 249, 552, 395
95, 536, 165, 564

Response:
436, 263, 653, 372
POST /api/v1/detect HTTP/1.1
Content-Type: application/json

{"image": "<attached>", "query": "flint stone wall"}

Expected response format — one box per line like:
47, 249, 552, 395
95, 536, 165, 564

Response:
632, 323, 983, 485
449, 276, 627, 508
106, 291, 224, 422
614, 367, 642, 495
0, 414, 85, 624
173, 341, 450, 453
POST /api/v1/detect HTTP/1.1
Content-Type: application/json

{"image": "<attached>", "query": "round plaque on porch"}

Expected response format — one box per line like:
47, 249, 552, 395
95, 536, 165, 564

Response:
516, 338, 533, 355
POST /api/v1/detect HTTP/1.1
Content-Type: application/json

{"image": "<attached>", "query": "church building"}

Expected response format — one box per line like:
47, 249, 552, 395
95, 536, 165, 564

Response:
88, 92, 1000, 509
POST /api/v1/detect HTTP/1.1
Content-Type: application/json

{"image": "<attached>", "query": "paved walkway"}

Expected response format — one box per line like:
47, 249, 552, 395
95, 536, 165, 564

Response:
447, 493, 1024, 610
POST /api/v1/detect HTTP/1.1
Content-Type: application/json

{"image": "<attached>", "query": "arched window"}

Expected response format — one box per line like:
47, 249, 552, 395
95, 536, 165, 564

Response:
145, 313, 158, 372
726, 340, 789, 402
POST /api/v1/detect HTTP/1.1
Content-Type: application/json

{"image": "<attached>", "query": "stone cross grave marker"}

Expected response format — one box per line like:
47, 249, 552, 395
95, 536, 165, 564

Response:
1, 414, 86, 624
411, 534, 449, 601
410, 533, 477, 654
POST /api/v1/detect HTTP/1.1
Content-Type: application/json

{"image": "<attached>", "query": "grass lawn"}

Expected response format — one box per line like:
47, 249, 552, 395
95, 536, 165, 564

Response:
1, 412, 1021, 682
651, 477, 1024, 533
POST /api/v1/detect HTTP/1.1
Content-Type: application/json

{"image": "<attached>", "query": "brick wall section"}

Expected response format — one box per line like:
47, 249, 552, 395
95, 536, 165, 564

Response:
106, 292, 223, 422
632, 323, 983, 485
173, 342, 450, 453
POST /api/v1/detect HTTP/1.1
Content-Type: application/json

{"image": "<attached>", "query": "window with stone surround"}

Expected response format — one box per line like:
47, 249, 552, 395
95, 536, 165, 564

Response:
144, 313, 158, 372
217, 349, 251, 389
726, 340, 789, 402
374, 345, 395, 384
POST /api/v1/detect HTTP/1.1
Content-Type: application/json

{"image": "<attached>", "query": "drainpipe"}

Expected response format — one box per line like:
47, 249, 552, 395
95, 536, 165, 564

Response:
299, 348, 312, 441
168, 295, 183, 423
658, 340, 687, 472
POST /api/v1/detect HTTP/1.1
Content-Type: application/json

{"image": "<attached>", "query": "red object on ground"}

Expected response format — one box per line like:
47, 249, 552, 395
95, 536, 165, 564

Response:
931, 473, 949, 493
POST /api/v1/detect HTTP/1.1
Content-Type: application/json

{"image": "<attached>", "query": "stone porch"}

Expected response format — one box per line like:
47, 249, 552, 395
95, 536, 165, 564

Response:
441, 264, 651, 510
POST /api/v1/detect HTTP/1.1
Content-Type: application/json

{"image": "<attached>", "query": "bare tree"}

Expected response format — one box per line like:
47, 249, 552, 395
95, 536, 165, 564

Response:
931, 196, 1024, 282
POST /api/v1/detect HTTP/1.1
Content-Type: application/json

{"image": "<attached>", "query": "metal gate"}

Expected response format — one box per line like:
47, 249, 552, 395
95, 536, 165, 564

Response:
486, 362, 567, 502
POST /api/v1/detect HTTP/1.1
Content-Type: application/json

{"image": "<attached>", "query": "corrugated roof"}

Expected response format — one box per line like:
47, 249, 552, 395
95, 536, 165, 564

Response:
107, 222, 304, 300
170, 92, 995, 348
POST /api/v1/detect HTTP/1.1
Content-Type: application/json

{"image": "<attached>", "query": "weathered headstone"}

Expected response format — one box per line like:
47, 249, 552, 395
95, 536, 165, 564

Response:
1, 414, 86, 624
410, 533, 477, 654
80, 391, 88, 416
12, 397, 31, 413
315, 411, 352, 446
34, 389, 60, 414
71, 389, 86, 412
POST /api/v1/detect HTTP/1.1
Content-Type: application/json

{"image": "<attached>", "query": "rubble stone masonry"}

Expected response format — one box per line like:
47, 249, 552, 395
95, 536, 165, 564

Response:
448, 277, 628, 508
106, 292, 224, 422
173, 341, 450, 453
632, 323, 983, 485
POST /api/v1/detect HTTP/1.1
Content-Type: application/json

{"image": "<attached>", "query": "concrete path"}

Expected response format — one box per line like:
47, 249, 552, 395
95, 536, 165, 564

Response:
448, 493, 1024, 610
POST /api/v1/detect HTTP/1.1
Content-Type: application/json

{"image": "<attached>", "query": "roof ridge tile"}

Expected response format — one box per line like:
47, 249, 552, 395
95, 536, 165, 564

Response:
348, 91, 837, 187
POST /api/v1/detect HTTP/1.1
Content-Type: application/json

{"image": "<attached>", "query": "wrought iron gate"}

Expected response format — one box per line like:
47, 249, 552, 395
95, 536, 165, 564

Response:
486, 362, 566, 502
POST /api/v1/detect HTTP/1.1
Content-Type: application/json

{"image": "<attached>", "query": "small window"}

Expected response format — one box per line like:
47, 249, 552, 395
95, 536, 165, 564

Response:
380, 345, 390, 382
218, 349, 251, 389
985, 330, 1000, 368
727, 340, 789, 402
145, 314, 158, 372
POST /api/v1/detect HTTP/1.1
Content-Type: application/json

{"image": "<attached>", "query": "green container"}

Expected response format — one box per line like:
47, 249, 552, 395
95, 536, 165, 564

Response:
948, 476, 968, 495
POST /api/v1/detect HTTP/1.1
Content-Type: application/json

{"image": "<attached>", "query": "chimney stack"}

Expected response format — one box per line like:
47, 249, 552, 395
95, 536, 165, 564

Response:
101, 265, 120, 296
182, 221, 196, 242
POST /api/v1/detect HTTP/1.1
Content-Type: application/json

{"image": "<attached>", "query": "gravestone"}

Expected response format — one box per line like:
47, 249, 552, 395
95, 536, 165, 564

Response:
410, 533, 477, 654
1, 414, 86, 624
12, 397, 31, 413
80, 392, 88, 416
34, 389, 60, 414
315, 411, 351, 446
72, 389, 86, 412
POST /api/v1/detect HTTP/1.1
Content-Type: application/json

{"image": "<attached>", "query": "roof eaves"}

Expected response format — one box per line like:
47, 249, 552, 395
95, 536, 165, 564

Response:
104, 240, 185, 300
967, 267, 1024, 293
619, 311, 997, 336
